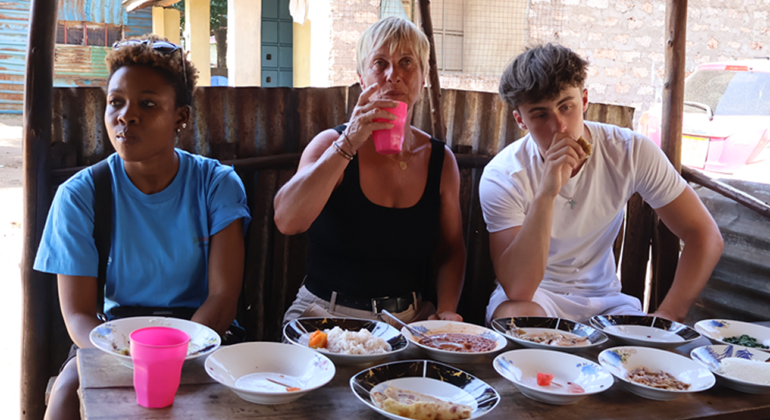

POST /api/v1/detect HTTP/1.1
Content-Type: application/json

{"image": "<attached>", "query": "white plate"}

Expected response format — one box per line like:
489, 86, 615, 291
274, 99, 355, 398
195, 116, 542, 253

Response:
90, 316, 220, 368
401, 320, 507, 364
590, 315, 701, 349
350, 359, 500, 420
283, 317, 408, 365
491, 317, 608, 353
493, 349, 614, 405
598, 346, 715, 401
205, 342, 335, 405
690, 344, 770, 394
694, 319, 770, 351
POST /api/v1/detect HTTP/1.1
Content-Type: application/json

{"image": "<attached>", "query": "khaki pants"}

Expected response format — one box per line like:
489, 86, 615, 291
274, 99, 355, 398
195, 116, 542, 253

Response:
283, 285, 436, 328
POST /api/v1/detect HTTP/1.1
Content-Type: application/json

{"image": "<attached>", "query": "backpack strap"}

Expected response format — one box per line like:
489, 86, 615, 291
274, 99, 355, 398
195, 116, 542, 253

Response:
91, 159, 112, 321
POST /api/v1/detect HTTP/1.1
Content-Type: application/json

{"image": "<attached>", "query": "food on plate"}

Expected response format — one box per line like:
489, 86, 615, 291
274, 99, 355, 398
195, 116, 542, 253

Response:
371, 384, 472, 420
308, 330, 328, 349
576, 136, 592, 156
626, 367, 690, 390
305, 326, 391, 355
535, 372, 585, 393
723, 334, 768, 349
418, 333, 496, 353
508, 328, 590, 347
537, 372, 554, 386
719, 358, 770, 384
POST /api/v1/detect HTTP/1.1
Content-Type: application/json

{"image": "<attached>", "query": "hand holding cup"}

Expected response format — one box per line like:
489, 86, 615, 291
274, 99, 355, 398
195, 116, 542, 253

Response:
344, 83, 401, 153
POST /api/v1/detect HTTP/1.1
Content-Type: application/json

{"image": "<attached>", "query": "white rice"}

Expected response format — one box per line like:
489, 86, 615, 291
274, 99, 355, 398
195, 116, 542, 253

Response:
325, 326, 392, 355
719, 358, 770, 385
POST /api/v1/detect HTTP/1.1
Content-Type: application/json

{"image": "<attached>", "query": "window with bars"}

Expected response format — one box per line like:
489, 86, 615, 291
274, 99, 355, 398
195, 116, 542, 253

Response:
56, 21, 123, 47
432, 0, 463, 72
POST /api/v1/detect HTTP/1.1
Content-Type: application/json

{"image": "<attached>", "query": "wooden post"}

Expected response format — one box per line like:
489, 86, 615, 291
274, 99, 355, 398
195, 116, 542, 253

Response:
417, 0, 446, 141
21, 0, 58, 418
651, 0, 687, 312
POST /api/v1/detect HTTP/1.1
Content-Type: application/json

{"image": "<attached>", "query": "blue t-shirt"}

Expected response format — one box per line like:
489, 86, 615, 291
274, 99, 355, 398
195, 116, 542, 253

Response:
34, 149, 251, 318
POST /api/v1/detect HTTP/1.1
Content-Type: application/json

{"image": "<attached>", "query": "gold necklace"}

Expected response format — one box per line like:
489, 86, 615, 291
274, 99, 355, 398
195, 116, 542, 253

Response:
386, 150, 416, 170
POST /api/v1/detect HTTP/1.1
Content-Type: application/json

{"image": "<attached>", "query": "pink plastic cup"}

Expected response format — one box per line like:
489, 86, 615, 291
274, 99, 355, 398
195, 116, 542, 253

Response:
372, 101, 408, 155
130, 326, 190, 408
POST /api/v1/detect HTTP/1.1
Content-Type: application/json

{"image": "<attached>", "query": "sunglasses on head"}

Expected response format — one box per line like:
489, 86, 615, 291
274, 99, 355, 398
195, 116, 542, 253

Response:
112, 39, 188, 86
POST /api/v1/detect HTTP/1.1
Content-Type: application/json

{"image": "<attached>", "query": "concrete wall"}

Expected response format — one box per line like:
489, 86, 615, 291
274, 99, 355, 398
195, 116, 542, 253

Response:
320, 0, 768, 127
524, 0, 769, 126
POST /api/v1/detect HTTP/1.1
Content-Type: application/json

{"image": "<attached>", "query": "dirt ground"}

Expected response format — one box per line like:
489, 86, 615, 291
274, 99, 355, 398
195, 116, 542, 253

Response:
0, 114, 23, 419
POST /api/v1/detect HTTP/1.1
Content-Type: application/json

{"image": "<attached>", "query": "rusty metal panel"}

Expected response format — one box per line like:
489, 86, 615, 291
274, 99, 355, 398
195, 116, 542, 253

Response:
53, 45, 110, 86
125, 7, 152, 37
0, 0, 31, 113
58, 0, 132, 25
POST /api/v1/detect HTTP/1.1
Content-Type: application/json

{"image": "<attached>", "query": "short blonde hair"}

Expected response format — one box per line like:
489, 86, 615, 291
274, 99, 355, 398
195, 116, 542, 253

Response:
356, 16, 430, 81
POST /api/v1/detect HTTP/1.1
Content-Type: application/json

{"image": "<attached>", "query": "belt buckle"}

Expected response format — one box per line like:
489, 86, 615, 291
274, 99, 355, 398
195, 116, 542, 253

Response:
370, 295, 389, 315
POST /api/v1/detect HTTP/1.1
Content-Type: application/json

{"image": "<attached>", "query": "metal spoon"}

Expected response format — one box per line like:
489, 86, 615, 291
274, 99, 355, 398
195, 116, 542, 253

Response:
380, 310, 465, 350
380, 309, 430, 340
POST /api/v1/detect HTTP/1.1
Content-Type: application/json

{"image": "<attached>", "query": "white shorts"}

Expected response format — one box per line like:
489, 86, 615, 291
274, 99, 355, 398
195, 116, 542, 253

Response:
485, 282, 644, 325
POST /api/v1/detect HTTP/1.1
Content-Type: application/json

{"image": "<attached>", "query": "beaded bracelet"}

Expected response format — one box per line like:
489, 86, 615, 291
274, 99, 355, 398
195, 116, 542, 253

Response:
332, 140, 353, 161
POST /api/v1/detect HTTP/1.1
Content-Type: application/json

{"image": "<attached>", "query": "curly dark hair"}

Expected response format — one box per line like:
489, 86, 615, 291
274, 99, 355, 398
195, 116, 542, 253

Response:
105, 34, 198, 107
499, 43, 589, 110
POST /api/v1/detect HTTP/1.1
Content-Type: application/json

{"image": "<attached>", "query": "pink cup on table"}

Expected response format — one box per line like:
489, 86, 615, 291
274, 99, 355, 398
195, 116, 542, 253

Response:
372, 101, 408, 155
130, 326, 190, 408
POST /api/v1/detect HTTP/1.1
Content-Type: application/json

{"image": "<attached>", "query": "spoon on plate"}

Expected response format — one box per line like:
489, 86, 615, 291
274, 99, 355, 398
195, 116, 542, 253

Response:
380, 310, 466, 350
380, 310, 430, 340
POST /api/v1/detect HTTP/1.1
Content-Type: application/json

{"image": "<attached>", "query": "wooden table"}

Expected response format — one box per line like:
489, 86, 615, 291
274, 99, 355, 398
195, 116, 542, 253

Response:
79, 321, 770, 420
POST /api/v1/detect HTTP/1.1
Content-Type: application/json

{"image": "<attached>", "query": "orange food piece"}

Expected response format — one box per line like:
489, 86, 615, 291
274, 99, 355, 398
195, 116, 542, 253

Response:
537, 372, 554, 386
286, 387, 301, 392
308, 330, 328, 349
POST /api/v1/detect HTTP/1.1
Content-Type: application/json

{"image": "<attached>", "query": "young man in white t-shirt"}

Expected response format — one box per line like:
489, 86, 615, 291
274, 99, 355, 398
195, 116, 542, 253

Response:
481, 44, 723, 324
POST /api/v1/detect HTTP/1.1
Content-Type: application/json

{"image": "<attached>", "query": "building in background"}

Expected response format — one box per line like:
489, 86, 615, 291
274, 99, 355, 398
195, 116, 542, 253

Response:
0, 0, 152, 113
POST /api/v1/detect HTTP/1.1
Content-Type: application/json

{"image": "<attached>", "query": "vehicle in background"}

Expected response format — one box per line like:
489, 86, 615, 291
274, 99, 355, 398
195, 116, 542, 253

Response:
638, 59, 770, 174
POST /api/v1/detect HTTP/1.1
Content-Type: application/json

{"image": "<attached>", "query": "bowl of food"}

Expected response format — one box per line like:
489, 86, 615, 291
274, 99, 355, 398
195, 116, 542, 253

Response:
493, 348, 613, 405
401, 320, 507, 364
690, 344, 770, 394
89, 316, 220, 368
283, 317, 408, 365
694, 319, 770, 351
598, 346, 715, 401
589, 315, 700, 349
205, 341, 335, 405
350, 359, 500, 420
491, 317, 608, 353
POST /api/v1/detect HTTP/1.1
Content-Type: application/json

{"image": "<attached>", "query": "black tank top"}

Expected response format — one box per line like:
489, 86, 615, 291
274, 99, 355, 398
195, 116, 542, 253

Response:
304, 125, 444, 299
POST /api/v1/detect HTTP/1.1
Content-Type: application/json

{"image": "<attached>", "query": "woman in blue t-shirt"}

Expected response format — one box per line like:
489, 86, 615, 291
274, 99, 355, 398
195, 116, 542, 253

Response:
34, 35, 251, 420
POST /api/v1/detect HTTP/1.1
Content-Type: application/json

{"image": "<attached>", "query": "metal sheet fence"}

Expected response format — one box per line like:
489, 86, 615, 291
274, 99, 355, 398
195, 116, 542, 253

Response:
45, 85, 634, 345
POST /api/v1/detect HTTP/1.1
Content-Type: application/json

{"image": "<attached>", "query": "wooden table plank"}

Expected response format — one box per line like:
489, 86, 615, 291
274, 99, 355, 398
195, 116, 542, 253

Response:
79, 321, 770, 420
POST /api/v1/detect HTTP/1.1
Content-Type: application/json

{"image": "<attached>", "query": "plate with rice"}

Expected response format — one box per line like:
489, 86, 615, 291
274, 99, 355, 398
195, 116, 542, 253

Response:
283, 317, 408, 365
690, 344, 770, 394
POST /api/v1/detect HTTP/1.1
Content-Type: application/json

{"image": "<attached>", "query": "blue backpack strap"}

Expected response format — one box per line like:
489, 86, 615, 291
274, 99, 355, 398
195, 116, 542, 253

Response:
91, 159, 112, 320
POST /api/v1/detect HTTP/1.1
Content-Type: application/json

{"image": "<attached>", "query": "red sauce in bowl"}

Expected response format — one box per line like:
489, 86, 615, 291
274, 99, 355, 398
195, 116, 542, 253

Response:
419, 333, 496, 353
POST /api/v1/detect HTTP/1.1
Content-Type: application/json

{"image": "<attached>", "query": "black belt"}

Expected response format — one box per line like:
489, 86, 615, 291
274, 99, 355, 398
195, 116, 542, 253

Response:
305, 282, 419, 313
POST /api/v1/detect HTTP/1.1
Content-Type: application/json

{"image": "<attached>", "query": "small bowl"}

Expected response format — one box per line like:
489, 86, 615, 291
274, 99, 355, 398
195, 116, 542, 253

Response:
283, 317, 408, 365
493, 349, 614, 405
690, 344, 770, 394
590, 315, 700, 349
401, 320, 507, 364
350, 359, 500, 420
694, 319, 770, 351
491, 317, 608, 353
205, 342, 335, 405
90, 316, 220, 368
598, 346, 715, 401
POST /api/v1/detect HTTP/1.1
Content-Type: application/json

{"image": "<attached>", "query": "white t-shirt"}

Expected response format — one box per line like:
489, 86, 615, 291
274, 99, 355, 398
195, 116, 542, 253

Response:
479, 121, 687, 297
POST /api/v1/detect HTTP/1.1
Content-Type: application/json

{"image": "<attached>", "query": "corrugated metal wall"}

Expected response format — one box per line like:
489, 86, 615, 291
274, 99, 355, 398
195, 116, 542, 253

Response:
45, 85, 641, 343
0, 1, 152, 113
0, 0, 31, 113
